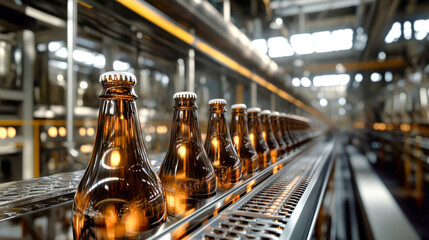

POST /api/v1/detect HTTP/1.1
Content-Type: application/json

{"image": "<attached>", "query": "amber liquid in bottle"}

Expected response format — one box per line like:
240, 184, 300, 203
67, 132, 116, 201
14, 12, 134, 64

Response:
270, 112, 288, 155
158, 92, 217, 218
73, 72, 166, 239
247, 108, 272, 169
260, 110, 279, 162
279, 113, 294, 151
285, 115, 298, 147
204, 99, 242, 190
230, 104, 258, 177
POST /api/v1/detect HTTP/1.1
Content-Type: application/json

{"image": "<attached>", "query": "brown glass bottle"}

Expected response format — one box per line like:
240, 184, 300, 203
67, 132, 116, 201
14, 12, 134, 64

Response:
230, 104, 258, 177
270, 111, 288, 155
285, 114, 298, 147
247, 108, 272, 169
158, 92, 217, 218
73, 72, 166, 239
260, 110, 279, 162
204, 99, 242, 190
279, 113, 294, 150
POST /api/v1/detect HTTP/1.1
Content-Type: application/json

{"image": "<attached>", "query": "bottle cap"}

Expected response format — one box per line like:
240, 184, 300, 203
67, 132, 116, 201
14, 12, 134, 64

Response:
173, 91, 197, 99
99, 71, 136, 85
231, 104, 246, 109
271, 111, 279, 116
247, 107, 261, 113
260, 110, 271, 115
208, 99, 227, 105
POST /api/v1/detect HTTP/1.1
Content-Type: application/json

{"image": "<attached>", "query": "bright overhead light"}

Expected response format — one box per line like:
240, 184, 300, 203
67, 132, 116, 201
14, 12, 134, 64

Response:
331, 29, 353, 51
335, 63, 346, 73
301, 77, 311, 87
319, 98, 328, 107
385, 71, 393, 82
338, 108, 346, 116
251, 39, 267, 54
355, 73, 363, 82
338, 97, 346, 105
113, 60, 131, 71
93, 54, 106, 69
73, 49, 94, 65
312, 31, 332, 53
79, 81, 88, 89
290, 34, 314, 55
385, 22, 401, 43
54, 47, 68, 58
267, 37, 294, 58
414, 19, 429, 40
292, 77, 301, 87
404, 21, 412, 40
371, 72, 382, 82
48, 41, 62, 52
378, 51, 386, 61
275, 17, 283, 25
313, 74, 350, 87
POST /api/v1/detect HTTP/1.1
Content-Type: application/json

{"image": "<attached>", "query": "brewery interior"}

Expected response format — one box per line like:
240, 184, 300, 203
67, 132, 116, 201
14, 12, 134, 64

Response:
0, 0, 428, 239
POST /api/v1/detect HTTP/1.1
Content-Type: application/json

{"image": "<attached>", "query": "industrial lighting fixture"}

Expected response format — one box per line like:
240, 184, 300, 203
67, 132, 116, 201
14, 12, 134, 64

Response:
313, 74, 350, 87
403, 21, 412, 40
79, 81, 88, 90
338, 108, 346, 116
251, 39, 268, 54
267, 37, 294, 57
113, 60, 131, 71
370, 73, 382, 82
377, 51, 386, 61
355, 73, 363, 82
385, 72, 393, 82
385, 22, 401, 43
292, 78, 301, 87
414, 19, 429, 40
300, 77, 311, 87
319, 98, 328, 107
338, 97, 346, 106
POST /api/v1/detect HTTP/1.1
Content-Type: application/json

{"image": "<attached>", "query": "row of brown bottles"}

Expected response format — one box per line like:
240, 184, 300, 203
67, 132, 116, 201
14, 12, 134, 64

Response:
72, 72, 313, 239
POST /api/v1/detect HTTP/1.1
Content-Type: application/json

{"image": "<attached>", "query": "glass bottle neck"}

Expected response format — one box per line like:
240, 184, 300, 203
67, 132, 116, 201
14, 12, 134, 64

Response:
271, 116, 280, 131
168, 99, 203, 145
207, 109, 230, 137
248, 113, 262, 133
261, 115, 272, 129
231, 111, 249, 136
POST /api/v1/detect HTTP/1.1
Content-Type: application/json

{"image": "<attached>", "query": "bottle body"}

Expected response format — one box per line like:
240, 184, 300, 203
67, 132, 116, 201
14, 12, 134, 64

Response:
279, 113, 294, 151
159, 93, 217, 218
260, 110, 279, 162
247, 108, 272, 169
73, 72, 166, 239
204, 99, 242, 190
270, 112, 288, 155
230, 105, 258, 177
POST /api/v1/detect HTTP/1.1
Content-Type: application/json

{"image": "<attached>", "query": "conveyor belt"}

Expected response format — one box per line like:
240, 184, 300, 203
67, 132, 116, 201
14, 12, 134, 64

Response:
186, 138, 336, 240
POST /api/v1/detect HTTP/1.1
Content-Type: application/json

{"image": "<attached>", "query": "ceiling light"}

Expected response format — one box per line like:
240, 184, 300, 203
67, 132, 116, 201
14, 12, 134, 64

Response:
355, 73, 363, 82
319, 98, 328, 107
292, 77, 301, 87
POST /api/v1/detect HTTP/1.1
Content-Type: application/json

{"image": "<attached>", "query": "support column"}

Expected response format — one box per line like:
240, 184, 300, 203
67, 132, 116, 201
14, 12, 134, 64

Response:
187, 49, 195, 92
251, 82, 257, 107
270, 93, 276, 111
22, 30, 35, 179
